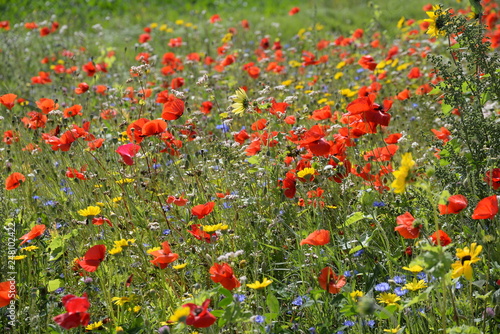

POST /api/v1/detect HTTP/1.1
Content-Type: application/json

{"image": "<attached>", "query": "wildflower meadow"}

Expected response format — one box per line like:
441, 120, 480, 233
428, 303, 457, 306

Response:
1, 0, 500, 333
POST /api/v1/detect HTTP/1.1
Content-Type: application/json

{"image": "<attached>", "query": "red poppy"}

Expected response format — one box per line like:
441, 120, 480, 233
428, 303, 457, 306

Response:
170, 77, 185, 89
300, 229, 330, 246
0, 21, 10, 31
167, 195, 188, 206
5, 172, 26, 190
139, 33, 150, 43
384, 133, 402, 144
127, 118, 149, 143
150, 241, 179, 269
310, 105, 332, 120
161, 95, 185, 120
0, 281, 15, 308
191, 202, 215, 219
345, 94, 392, 129
394, 212, 421, 239
53, 293, 90, 329
318, 267, 346, 294
431, 127, 451, 144
183, 299, 217, 328
209, 263, 241, 290
472, 195, 499, 220
251, 118, 267, 131
63, 105, 83, 118
78, 245, 106, 272
141, 119, 167, 137
187, 224, 214, 243
36, 98, 59, 114
430, 230, 452, 246
210, 14, 222, 23
200, 101, 213, 115
21, 111, 48, 129
92, 217, 112, 227
407, 67, 422, 79
168, 37, 183, 47
358, 55, 377, 71
75, 82, 89, 94
31, 71, 52, 84
3, 130, 19, 145
484, 169, 500, 190
19, 224, 46, 245
234, 129, 250, 144
438, 194, 468, 214
116, 143, 141, 165
281, 171, 297, 198
241, 19, 250, 29
82, 61, 96, 76
289, 7, 300, 15
0, 94, 17, 109
363, 144, 399, 161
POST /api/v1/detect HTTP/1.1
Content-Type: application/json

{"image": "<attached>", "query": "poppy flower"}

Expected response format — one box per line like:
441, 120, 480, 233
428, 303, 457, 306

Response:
318, 267, 346, 294
430, 230, 452, 246
19, 224, 46, 245
209, 263, 241, 290
127, 118, 149, 143
200, 101, 213, 115
363, 145, 399, 162
234, 129, 250, 145
3, 130, 19, 145
281, 171, 297, 198
358, 55, 377, 71
150, 241, 179, 269
182, 299, 216, 328
187, 224, 214, 243
289, 7, 300, 15
92, 217, 112, 227
0, 94, 17, 109
394, 212, 421, 239
438, 194, 468, 214
78, 244, 106, 272
36, 98, 59, 114
484, 169, 500, 190
21, 111, 48, 129
431, 127, 451, 143
116, 143, 141, 165
53, 293, 90, 329
191, 202, 215, 219
170, 77, 185, 89
63, 105, 83, 118
472, 195, 499, 220
75, 82, 89, 94
161, 95, 185, 121
167, 195, 188, 206
384, 133, 402, 144
0, 281, 15, 308
300, 229, 330, 246
5, 172, 26, 190
141, 119, 167, 137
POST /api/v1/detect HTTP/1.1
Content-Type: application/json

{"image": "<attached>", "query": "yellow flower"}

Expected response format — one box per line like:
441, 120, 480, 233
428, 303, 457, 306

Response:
404, 278, 427, 291
112, 296, 131, 306
424, 5, 447, 38
402, 265, 424, 273
391, 153, 415, 194
21, 246, 39, 252
13, 255, 27, 260
175, 19, 184, 25
169, 306, 190, 323
297, 167, 316, 179
150, 23, 158, 29
116, 178, 135, 184
377, 293, 401, 306
159, 24, 168, 31
78, 206, 101, 217
281, 80, 293, 86
289, 60, 302, 68
451, 243, 482, 280
383, 326, 401, 333
231, 88, 249, 116
147, 247, 161, 254
112, 197, 122, 203
221, 33, 233, 43
334, 72, 343, 80
115, 326, 124, 332
202, 223, 229, 233
85, 321, 103, 330
109, 247, 123, 255
247, 277, 273, 289
173, 263, 188, 270
130, 305, 141, 313
350, 290, 364, 300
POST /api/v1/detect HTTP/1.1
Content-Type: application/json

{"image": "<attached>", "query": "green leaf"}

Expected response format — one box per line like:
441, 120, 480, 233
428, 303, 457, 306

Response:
340, 211, 365, 228
375, 304, 398, 320
441, 103, 453, 115
247, 156, 261, 165
403, 288, 431, 308
47, 279, 62, 292
266, 293, 280, 314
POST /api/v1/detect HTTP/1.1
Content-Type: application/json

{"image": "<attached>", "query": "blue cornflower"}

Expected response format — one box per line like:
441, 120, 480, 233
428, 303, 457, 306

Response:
373, 201, 386, 207
291, 296, 304, 306
392, 275, 406, 284
353, 249, 364, 257
44, 200, 57, 207
216, 123, 230, 132
233, 294, 246, 302
308, 327, 316, 334
374, 282, 390, 292
394, 287, 408, 296
152, 163, 162, 169
365, 320, 376, 328
223, 202, 232, 209
416, 272, 428, 282
344, 320, 355, 327
254, 315, 265, 324
455, 281, 462, 289
55, 287, 65, 294
162, 229, 171, 235
344, 270, 352, 277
